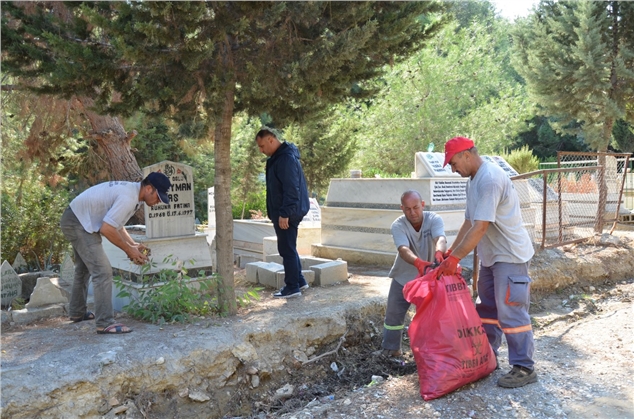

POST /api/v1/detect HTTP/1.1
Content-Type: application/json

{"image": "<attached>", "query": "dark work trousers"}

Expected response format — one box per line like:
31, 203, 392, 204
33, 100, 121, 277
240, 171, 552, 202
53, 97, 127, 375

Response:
382, 279, 411, 351
273, 215, 306, 291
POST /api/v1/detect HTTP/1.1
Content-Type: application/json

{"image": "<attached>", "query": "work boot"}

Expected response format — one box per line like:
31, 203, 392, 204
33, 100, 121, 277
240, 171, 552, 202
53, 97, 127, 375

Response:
497, 365, 538, 388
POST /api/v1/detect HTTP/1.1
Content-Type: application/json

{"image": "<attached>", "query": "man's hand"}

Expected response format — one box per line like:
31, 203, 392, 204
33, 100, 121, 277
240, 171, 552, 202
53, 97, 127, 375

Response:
127, 246, 148, 265
436, 255, 460, 278
434, 250, 445, 264
136, 243, 152, 256
413, 257, 431, 276
278, 216, 289, 230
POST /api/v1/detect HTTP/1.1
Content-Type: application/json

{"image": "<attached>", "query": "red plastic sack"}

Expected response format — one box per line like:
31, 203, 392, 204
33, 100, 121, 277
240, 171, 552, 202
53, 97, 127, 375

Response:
403, 267, 496, 400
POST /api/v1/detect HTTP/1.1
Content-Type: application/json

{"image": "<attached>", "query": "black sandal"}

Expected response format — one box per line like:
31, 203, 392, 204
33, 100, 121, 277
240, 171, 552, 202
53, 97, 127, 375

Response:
70, 311, 95, 323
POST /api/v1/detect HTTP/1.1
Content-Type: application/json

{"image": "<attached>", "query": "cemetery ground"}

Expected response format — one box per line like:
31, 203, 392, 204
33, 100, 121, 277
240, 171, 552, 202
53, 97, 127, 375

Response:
2, 231, 634, 419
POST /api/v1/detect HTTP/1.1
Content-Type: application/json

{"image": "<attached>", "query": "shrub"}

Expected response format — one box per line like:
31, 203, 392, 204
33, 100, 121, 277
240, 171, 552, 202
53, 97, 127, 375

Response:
1, 179, 71, 270
114, 257, 262, 324
503, 145, 540, 174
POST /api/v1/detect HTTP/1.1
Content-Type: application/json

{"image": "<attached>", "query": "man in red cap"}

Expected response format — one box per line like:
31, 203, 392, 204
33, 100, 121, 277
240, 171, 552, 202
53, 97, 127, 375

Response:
437, 137, 537, 388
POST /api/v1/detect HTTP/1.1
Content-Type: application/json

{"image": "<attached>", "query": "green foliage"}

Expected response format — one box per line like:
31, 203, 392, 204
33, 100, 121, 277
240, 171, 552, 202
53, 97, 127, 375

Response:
285, 105, 360, 200
350, 16, 533, 173
114, 258, 218, 324
231, 115, 267, 219
511, 116, 588, 160
511, 1, 634, 151
612, 120, 634, 153
231, 190, 267, 220
502, 145, 540, 174
1, 176, 71, 270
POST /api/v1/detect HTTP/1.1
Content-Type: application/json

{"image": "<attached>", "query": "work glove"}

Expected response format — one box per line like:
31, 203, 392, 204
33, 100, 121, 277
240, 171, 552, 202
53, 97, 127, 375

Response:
443, 249, 453, 259
434, 251, 445, 264
413, 257, 432, 277
436, 254, 460, 279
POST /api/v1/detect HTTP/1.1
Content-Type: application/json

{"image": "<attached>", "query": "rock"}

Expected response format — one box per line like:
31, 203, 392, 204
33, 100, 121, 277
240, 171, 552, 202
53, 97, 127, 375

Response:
178, 387, 189, 398
155, 357, 165, 365
251, 374, 260, 388
274, 383, 295, 400
188, 390, 211, 402
246, 365, 258, 375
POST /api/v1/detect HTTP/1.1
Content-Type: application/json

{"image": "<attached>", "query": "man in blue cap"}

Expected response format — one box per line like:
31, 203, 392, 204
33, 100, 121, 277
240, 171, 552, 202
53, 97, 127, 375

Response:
60, 172, 171, 334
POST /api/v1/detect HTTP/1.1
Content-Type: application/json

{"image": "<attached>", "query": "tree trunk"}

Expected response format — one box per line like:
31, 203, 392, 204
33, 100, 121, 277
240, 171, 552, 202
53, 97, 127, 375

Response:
71, 96, 142, 181
214, 86, 238, 315
71, 96, 144, 223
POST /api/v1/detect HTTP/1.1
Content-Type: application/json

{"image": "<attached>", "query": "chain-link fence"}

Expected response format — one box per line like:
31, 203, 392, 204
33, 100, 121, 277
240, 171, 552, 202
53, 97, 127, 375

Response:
511, 152, 630, 248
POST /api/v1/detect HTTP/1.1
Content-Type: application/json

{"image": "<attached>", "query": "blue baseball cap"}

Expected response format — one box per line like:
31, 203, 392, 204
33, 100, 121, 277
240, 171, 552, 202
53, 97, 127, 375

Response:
146, 172, 171, 204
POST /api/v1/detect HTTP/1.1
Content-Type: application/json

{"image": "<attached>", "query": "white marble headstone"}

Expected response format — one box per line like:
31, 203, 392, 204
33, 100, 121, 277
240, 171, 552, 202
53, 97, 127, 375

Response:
143, 161, 196, 238
1, 260, 22, 306
12, 252, 27, 272
302, 198, 322, 226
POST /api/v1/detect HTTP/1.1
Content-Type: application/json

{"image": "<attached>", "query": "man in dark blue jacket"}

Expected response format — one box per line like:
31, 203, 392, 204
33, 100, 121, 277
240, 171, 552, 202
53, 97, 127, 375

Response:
255, 128, 310, 298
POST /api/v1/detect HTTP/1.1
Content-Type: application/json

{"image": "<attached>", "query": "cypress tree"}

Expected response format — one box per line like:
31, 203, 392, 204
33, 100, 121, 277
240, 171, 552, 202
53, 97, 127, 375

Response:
511, 0, 634, 151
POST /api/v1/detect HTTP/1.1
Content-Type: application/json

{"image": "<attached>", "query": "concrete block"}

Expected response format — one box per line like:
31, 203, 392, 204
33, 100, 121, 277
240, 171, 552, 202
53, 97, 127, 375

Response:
238, 254, 262, 269
264, 254, 284, 265
254, 262, 284, 289
1, 310, 12, 324
300, 256, 333, 270
271, 270, 315, 290
263, 236, 278, 259
11, 304, 66, 325
310, 260, 349, 286
245, 261, 273, 284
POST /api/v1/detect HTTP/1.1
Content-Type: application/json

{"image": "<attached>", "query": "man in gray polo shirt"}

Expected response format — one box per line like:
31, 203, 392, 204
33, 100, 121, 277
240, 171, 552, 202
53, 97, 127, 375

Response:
378, 190, 447, 357
438, 136, 537, 388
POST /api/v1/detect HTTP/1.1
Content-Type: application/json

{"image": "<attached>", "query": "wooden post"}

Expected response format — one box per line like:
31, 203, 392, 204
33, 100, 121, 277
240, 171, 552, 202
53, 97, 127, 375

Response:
472, 247, 479, 299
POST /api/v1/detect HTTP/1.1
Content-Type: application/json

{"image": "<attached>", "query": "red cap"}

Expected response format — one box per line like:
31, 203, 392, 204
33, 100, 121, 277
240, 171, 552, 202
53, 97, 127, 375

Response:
443, 137, 475, 167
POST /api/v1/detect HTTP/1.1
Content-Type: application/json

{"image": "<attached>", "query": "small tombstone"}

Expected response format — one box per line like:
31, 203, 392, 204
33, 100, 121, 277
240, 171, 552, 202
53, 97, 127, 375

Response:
12, 252, 28, 273
143, 161, 196, 239
59, 253, 75, 287
25, 276, 68, 308
207, 187, 216, 230
1, 260, 22, 307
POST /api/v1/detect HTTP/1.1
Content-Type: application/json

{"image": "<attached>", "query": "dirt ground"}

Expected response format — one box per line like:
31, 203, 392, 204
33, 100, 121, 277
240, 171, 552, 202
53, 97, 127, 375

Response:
2, 232, 634, 419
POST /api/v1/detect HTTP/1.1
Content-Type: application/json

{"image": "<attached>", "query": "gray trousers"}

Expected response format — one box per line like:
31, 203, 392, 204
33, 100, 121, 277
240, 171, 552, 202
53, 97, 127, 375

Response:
382, 279, 411, 351
60, 207, 115, 329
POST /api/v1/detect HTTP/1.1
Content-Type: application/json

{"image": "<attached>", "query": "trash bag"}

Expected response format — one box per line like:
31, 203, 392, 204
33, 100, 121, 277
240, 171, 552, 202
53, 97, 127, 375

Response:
403, 267, 496, 400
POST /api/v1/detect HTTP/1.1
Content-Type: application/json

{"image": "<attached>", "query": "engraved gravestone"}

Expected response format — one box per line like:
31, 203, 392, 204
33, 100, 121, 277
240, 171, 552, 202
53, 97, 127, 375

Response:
12, 252, 27, 273
1, 260, 22, 307
143, 161, 196, 239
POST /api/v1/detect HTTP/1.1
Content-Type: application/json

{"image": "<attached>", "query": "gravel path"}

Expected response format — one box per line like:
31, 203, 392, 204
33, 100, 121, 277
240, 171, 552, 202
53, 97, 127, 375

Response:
275, 281, 634, 419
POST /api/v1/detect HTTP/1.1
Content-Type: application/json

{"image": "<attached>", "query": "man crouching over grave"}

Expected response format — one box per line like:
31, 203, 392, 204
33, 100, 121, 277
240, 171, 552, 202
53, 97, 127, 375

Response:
60, 172, 171, 335
376, 190, 447, 357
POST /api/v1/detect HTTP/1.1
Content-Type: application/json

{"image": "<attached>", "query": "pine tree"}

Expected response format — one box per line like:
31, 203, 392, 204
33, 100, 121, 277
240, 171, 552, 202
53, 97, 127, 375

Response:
511, 1, 634, 152
2, 1, 446, 314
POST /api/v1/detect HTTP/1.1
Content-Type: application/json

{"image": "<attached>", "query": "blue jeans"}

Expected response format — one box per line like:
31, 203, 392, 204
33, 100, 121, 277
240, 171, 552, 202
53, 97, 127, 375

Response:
273, 215, 306, 291
60, 207, 115, 329
476, 261, 535, 369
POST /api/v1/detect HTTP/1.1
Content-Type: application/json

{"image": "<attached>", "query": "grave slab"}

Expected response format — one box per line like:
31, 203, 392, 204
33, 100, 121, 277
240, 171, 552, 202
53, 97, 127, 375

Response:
25, 277, 68, 308
1, 261, 22, 307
